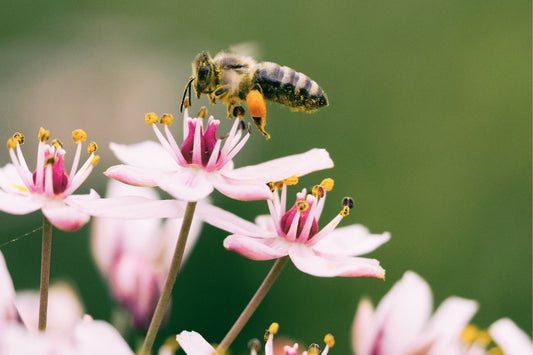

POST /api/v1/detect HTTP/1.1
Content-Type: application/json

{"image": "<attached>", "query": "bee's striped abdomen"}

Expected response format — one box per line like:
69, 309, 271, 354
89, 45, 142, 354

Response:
253, 62, 328, 112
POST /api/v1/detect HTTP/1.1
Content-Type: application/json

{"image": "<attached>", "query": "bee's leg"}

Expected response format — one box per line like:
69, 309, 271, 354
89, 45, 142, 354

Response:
207, 93, 217, 105
226, 103, 234, 119
246, 89, 270, 140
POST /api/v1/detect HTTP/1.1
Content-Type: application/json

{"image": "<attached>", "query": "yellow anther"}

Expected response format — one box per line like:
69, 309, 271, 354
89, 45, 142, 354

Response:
197, 107, 208, 118
7, 137, 18, 149
475, 330, 492, 347
320, 178, 334, 191
312, 184, 325, 198
51, 139, 63, 149
342, 196, 355, 209
267, 181, 284, 191
297, 200, 309, 212
91, 155, 100, 166
71, 129, 87, 143
45, 156, 56, 165
340, 205, 350, 217
182, 97, 190, 109
281, 175, 299, 186
324, 334, 335, 348
461, 324, 479, 344
160, 113, 174, 125
38, 127, 50, 142
268, 322, 279, 335
307, 343, 321, 355
87, 141, 98, 154
13, 132, 24, 145
145, 112, 159, 125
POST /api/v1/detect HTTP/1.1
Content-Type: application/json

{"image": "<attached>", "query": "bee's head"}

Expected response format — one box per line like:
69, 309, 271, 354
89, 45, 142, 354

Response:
193, 52, 216, 97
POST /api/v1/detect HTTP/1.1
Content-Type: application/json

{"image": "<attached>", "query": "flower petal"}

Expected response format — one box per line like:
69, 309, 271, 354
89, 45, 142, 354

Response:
0, 191, 41, 215
0, 251, 20, 325
196, 203, 272, 238
68, 195, 185, 219
156, 168, 214, 202
370, 271, 432, 355
490, 318, 533, 355
71, 317, 134, 355
213, 173, 272, 201
104, 165, 159, 187
0, 164, 29, 195
311, 224, 390, 256
110, 141, 176, 170
42, 201, 91, 231
352, 298, 375, 355
223, 235, 290, 260
407, 296, 478, 354
230, 148, 334, 183
288, 244, 386, 278
176, 330, 218, 355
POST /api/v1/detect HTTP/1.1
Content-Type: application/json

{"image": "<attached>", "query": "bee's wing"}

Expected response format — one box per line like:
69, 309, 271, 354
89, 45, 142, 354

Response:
228, 42, 262, 60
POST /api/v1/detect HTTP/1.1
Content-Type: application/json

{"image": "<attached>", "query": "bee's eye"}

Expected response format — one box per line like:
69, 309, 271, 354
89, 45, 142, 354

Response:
198, 65, 210, 80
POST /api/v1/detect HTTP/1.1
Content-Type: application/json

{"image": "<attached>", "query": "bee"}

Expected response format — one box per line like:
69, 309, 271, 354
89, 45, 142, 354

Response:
180, 50, 328, 139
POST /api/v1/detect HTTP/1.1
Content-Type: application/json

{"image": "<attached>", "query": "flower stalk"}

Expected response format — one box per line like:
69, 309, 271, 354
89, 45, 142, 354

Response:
140, 201, 197, 355
216, 255, 289, 353
38, 216, 53, 331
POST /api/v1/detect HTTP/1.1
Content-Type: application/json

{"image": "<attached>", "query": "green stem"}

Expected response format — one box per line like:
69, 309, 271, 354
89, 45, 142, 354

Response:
139, 201, 197, 355
38, 216, 53, 331
216, 256, 289, 353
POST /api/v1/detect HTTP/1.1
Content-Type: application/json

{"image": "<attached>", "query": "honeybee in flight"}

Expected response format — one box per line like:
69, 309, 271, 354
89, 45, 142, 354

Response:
180, 50, 328, 139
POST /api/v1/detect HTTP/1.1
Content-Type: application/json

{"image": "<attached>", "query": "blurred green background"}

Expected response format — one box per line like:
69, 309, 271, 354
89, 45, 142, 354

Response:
0, 0, 530, 353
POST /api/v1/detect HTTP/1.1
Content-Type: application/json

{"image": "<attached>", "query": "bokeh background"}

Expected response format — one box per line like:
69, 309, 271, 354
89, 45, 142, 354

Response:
0, 0, 530, 353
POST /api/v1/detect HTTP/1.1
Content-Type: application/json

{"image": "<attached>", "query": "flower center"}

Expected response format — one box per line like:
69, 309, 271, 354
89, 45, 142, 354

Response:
180, 118, 219, 166
279, 197, 319, 241
32, 148, 69, 194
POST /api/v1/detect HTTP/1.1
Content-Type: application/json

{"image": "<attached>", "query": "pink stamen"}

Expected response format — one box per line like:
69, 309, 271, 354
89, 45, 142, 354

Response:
163, 125, 187, 166
191, 119, 203, 165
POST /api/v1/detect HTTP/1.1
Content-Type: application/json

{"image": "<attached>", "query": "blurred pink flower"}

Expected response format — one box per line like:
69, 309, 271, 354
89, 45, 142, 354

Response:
0, 128, 100, 231
0, 250, 133, 354
91, 180, 202, 330
104, 109, 334, 202
199, 181, 390, 278
351, 271, 533, 355
176, 322, 334, 355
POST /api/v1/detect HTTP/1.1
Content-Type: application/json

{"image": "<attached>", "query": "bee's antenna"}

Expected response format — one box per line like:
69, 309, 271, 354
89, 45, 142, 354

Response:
180, 77, 194, 112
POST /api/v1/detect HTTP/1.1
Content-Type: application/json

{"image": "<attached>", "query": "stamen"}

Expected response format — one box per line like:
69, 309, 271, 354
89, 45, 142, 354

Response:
51, 139, 63, 149
320, 178, 334, 191
160, 113, 173, 125
38, 127, 50, 142
324, 334, 335, 348
71, 129, 87, 143
487, 347, 503, 355
45, 156, 56, 165
340, 206, 350, 217
91, 155, 100, 166
268, 322, 279, 335
197, 107, 208, 118
282, 175, 299, 186
145, 112, 159, 125
87, 142, 98, 154
13, 132, 24, 145
307, 343, 322, 355
342, 196, 355, 209
267, 182, 276, 192
312, 184, 325, 198
6, 137, 18, 149
247, 338, 261, 352
297, 200, 309, 212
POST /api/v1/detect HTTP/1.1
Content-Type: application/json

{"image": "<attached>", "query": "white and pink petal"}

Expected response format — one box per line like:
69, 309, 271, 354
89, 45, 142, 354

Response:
0, 191, 41, 215
176, 330, 218, 355
110, 141, 177, 171
223, 235, 290, 261
287, 244, 386, 278
42, 201, 91, 232
311, 224, 390, 256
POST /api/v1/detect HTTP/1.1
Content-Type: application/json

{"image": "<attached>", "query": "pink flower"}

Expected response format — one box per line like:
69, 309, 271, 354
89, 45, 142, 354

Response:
0, 250, 133, 354
91, 180, 202, 330
104, 109, 334, 202
352, 271, 533, 355
0, 128, 100, 231
198, 180, 390, 278
176, 323, 334, 355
